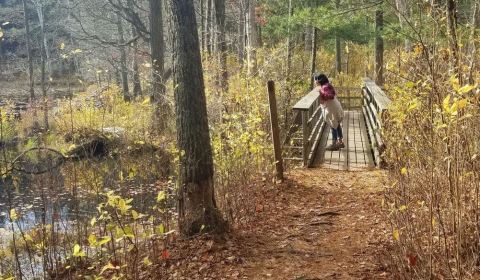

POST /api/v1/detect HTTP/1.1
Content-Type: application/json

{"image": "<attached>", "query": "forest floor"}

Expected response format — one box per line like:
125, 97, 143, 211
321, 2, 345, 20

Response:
160, 168, 392, 280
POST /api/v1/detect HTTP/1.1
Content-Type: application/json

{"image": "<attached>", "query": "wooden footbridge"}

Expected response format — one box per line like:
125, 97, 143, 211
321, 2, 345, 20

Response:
283, 78, 391, 171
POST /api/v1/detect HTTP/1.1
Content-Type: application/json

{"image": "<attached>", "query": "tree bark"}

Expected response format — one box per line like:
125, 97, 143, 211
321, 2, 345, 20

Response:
310, 27, 317, 89
447, 0, 461, 84
214, 0, 228, 92
237, 0, 246, 66
200, 0, 205, 52
22, 0, 35, 101
128, 0, 142, 97
149, 0, 166, 103
34, 1, 49, 129
170, 0, 225, 236
206, 0, 213, 56
304, 26, 312, 53
468, 0, 479, 84
374, 9, 384, 86
116, 13, 130, 101
285, 0, 293, 78
334, 0, 342, 75
247, 0, 258, 76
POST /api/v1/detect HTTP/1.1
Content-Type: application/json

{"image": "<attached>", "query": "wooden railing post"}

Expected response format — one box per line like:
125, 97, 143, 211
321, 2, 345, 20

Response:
267, 81, 284, 181
302, 110, 309, 167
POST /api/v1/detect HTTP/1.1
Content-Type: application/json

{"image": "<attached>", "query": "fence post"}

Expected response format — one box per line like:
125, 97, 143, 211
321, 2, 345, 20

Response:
302, 111, 309, 167
267, 81, 284, 181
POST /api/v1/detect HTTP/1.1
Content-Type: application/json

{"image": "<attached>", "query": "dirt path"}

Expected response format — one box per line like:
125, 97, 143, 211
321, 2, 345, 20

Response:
165, 168, 391, 280
239, 168, 390, 279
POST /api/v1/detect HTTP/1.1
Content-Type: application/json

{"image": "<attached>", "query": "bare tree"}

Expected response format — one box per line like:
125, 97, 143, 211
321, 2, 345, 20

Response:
285, 0, 293, 78
374, 8, 384, 86
149, 0, 166, 103
127, 0, 142, 97
246, 0, 258, 76
395, 0, 412, 51
237, 0, 246, 66
309, 27, 317, 89
446, 0, 460, 83
116, 12, 130, 101
468, 0, 479, 84
214, 0, 228, 92
22, 0, 35, 101
335, 0, 342, 75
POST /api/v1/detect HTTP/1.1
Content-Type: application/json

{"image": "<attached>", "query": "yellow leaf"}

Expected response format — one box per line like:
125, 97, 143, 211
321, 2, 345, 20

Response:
142, 98, 150, 105
457, 84, 476, 94
393, 229, 400, 241
400, 167, 407, 175
143, 256, 153, 266
88, 234, 97, 247
60, 42, 65, 50
72, 244, 86, 257
132, 210, 139, 220
432, 217, 436, 227
98, 236, 111, 246
442, 94, 451, 113
157, 191, 166, 202
156, 224, 165, 235
10, 209, 18, 221
449, 75, 460, 91
100, 262, 116, 275
456, 99, 468, 109
90, 217, 97, 227
399, 205, 407, 211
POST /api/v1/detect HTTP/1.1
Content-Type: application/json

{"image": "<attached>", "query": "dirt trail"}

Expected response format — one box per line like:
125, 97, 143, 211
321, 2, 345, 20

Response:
237, 168, 390, 279
165, 168, 391, 280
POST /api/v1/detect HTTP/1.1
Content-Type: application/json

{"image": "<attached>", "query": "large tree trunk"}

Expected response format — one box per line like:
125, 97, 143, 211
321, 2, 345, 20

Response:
247, 0, 258, 76
447, 0, 461, 83
149, 0, 166, 103
374, 9, 384, 86
116, 13, 130, 101
395, 0, 412, 52
214, 0, 228, 93
309, 27, 317, 89
170, 0, 225, 236
128, 0, 142, 98
22, 0, 35, 101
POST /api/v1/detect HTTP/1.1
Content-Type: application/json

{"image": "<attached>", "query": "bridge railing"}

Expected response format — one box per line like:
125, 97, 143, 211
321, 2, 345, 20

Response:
362, 78, 391, 167
283, 90, 326, 167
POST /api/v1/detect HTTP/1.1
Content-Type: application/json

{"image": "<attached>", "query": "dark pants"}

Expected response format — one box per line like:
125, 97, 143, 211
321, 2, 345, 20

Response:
332, 125, 343, 141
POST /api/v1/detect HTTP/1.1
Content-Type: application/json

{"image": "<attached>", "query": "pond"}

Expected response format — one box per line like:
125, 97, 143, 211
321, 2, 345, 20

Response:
0, 145, 173, 278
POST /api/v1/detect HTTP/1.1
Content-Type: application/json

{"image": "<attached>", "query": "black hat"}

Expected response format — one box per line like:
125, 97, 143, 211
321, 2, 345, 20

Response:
314, 73, 329, 85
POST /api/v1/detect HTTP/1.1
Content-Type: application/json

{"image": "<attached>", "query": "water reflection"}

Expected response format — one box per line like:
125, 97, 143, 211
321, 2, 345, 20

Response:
0, 149, 168, 234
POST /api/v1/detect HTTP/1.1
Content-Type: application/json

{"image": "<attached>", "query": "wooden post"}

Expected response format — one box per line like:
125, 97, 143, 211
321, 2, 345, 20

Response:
302, 110, 309, 167
267, 81, 284, 180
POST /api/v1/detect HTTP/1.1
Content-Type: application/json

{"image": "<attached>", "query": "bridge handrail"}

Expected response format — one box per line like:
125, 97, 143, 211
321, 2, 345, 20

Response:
362, 78, 391, 167
289, 89, 325, 167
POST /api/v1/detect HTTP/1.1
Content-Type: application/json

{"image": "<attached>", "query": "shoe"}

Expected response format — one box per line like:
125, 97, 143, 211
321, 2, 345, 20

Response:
326, 143, 340, 151
337, 141, 345, 149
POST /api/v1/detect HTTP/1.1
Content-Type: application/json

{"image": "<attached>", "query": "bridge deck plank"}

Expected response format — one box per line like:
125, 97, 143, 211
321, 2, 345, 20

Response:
313, 110, 375, 170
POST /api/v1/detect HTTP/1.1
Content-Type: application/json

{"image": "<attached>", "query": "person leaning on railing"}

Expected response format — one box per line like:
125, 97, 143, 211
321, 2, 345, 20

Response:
314, 74, 345, 151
